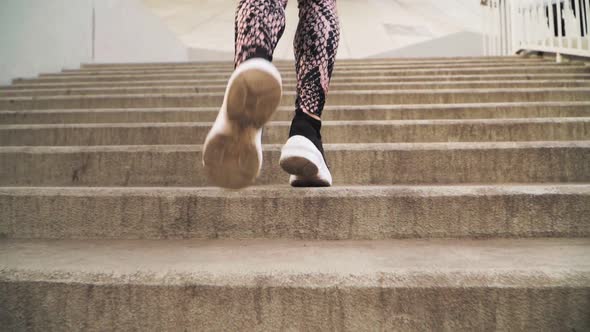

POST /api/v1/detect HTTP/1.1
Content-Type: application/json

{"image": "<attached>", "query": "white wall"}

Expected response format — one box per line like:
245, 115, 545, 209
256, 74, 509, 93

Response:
94, 0, 188, 63
0, 0, 188, 85
0, 0, 93, 85
370, 32, 484, 58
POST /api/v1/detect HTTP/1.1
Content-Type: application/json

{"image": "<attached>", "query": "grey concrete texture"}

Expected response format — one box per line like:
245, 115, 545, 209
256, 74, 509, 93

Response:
1, 56, 590, 330
4, 80, 590, 97
1, 238, 589, 331
2, 88, 590, 110
77, 56, 550, 68
12, 66, 590, 83
9, 73, 590, 89
2, 102, 590, 125
52, 61, 569, 76
1, 185, 588, 240
0, 142, 588, 186
1, 118, 589, 146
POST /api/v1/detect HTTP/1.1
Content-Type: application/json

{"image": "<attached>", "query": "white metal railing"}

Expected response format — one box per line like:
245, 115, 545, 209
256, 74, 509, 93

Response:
482, 0, 590, 58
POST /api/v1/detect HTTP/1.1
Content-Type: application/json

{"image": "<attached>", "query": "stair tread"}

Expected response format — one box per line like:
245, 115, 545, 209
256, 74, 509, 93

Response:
44, 65, 590, 77
3, 87, 590, 100
34, 65, 590, 76
2, 238, 589, 287
4, 80, 590, 96
8, 73, 590, 86
2, 117, 589, 129
14, 73, 590, 83
2, 100, 589, 113
1, 140, 587, 152
2, 183, 589, 196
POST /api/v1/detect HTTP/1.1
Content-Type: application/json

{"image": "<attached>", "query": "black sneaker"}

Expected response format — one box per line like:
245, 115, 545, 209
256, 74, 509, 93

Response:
279, 111, 332, 187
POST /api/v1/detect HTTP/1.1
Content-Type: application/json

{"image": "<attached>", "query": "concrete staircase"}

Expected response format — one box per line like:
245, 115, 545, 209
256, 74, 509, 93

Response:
0, 56, 589, 331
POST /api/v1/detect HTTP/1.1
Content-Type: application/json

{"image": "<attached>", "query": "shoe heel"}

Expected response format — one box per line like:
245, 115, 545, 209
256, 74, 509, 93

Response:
280, 155, 319, 177
279, 136, 323, 177
203, 130, 260, 189
226, 62, 282, 128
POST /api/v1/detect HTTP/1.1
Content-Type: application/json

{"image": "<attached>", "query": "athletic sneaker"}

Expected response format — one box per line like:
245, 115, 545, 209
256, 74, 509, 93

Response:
202, 58, 282, 189
279, 111, 332, 187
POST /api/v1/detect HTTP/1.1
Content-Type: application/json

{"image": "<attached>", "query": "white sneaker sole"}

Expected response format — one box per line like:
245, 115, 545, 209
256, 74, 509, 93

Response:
203, 58, 282, 189
279, 135, 332, 187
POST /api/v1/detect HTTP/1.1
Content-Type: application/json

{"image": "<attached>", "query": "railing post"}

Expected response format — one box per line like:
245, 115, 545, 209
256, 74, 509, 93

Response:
557, 0, 564, 48
548, 0, 556, 47
493, 0, 498, 55
502, 0, 508, 54
484, 0, 590, 58
508, 0, 513, 53
523, 0, 528, 49
491, 0, 496, 55
531, 2, 539, 44
564, 0, 573, 48
504, 0, 509, 54
520, 0, 527, 50
488, 2, 490, 55
572, 0, 584, 50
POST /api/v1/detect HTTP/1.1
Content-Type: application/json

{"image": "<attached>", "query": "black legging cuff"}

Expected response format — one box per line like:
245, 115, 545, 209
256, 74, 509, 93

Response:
288, 110, 325, 158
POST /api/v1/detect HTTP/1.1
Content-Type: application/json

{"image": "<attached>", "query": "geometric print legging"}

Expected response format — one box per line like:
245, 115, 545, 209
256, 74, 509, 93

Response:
234, 0, 340, 118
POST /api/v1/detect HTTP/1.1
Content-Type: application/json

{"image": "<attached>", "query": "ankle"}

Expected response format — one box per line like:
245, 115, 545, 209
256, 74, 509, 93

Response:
289, 110, 324, 156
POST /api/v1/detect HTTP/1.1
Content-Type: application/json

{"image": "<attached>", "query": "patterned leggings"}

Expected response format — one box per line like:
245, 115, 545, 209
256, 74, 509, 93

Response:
234, 0, 340, 118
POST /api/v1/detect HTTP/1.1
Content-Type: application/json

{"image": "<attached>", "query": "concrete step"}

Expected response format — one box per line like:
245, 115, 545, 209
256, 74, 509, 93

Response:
1, 238, 588, 331
2, 88, 589, 110
4, 80, 590, 97
1, 118, 588, 146
3, 102, 589, 124
0, 141, 588, 186
57, 61, 569, 76
78, 55, 549, 68
1, 185, 588, 239
8, 73, 590, 89
17, 66, 590, 83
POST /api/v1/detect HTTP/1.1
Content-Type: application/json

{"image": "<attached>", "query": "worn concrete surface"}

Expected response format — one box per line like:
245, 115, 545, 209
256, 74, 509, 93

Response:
45, 62, 576, 77
2, 88, 590, 110
10, 74, 590, 90
1, 118, 589, 146
5, 80, 590, 97
0, 185, 588, 240
0, 141, 588, 186
61, 60, 562, 75
1, 57, 589, 330
1, 238, 589, 331
11, 66, 590, 84
79, 56, 548, 68
2, 102, 590, 125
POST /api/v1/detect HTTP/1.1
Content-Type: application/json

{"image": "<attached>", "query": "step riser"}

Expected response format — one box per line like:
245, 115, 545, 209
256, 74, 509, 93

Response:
10, 74, 590, 88
2, 90, 589, 110
2, 120, 588, 146
2, 104, 589, 124
78, 56, 549, 69
74, 58, 550, 68
2, 281, 588, 331
16, 67, 590, 83
1, 144, 588, 186
2, 187, 587, 239
55, 62, 570, 76
4, 81, 590, 97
